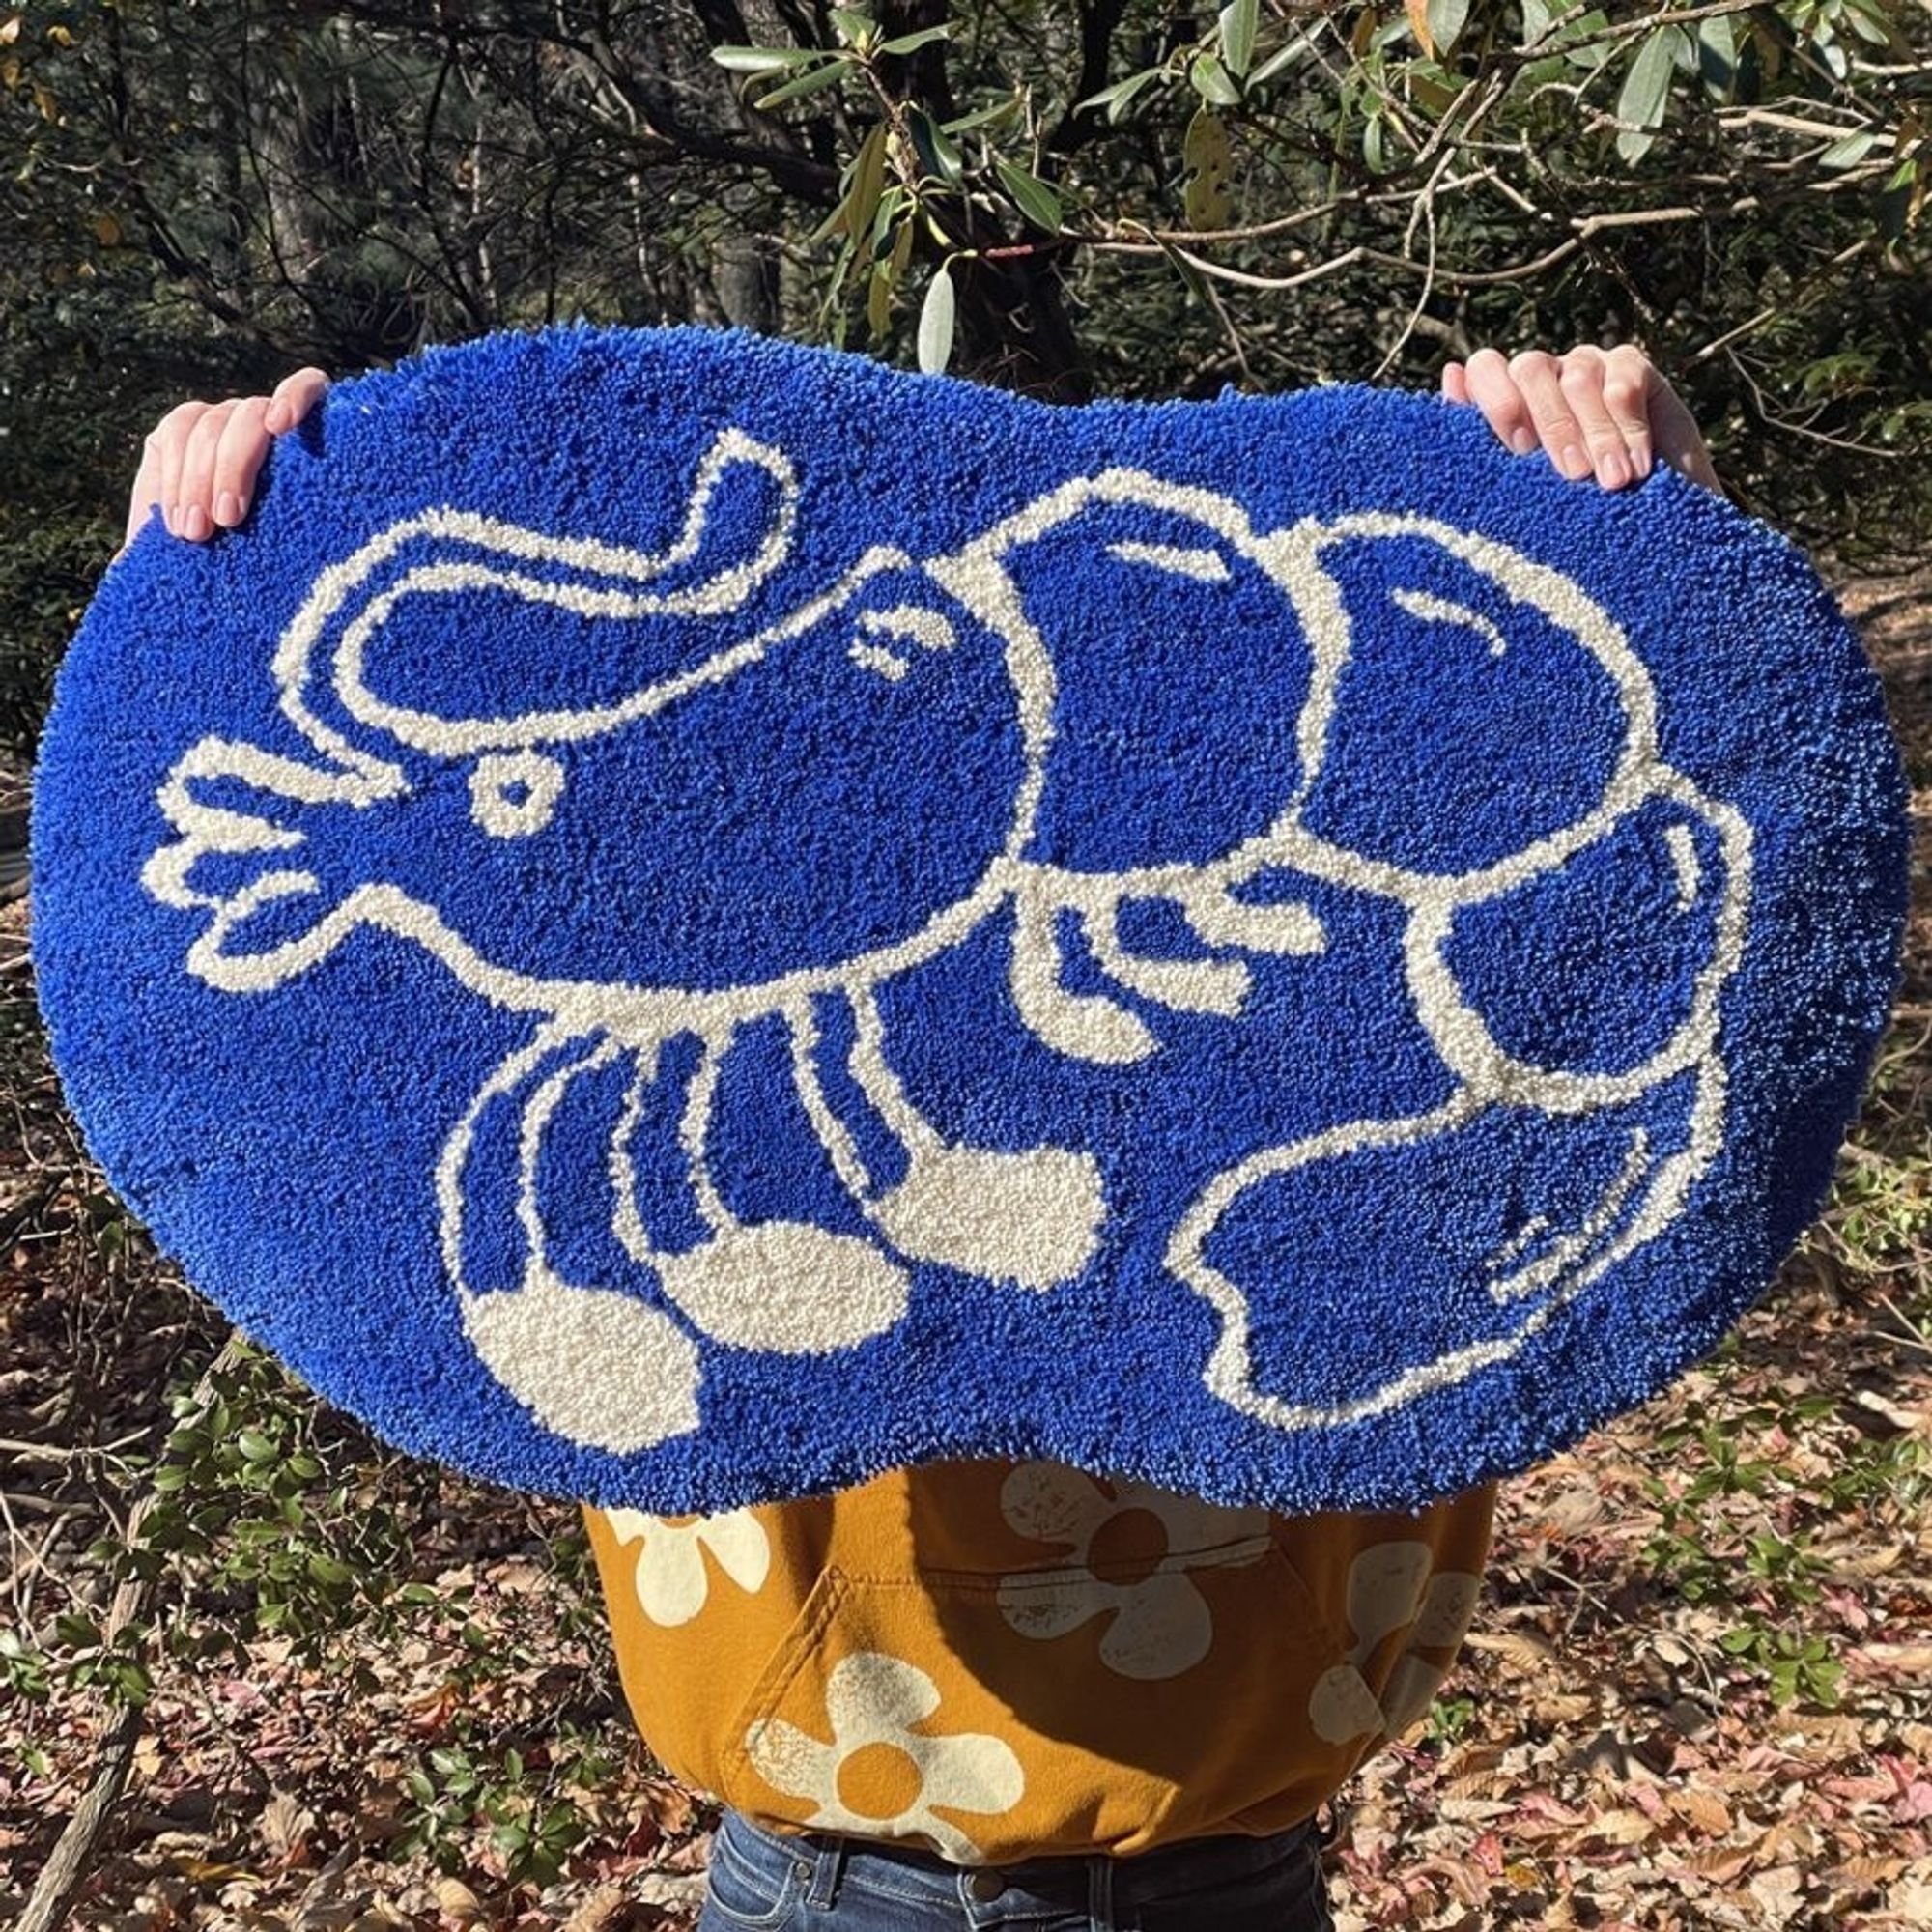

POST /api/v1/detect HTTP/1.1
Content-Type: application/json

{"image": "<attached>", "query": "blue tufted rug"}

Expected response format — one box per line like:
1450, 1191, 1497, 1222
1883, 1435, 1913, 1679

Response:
31, 323, 1911, 1514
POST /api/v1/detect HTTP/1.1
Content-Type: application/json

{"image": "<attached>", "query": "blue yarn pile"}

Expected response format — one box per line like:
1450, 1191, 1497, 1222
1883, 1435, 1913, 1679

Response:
30, 323, 1910, 1514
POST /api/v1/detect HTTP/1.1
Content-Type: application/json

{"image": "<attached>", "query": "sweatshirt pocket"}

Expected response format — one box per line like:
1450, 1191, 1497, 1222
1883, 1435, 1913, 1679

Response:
713, 1536, 1352, 1863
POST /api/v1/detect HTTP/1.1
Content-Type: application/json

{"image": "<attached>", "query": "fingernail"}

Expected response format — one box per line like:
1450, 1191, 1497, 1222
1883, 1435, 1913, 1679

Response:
161, 502, 178, 536
1508, 428, 1538, 456
1632, 442, 1653, 479
181, 503, 210, 541
265, 403, 289, 432
1559, 442, 1593, 481
214, 490, 242, 526
1597, 449, 1630, 489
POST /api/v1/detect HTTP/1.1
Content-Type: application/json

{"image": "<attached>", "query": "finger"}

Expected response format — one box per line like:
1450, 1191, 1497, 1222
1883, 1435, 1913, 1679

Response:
1646, 379, 1725, 496
210, 396, 273, 527
154, 400, 211, 538
176, 401, 239, 542
1555, 347, 1637, 488
122, 434, 165, 556
1600, 345, 1655, 480
1461, 348, 1541, 457
1440, 359, 1470, 404
264, 366, 330, 434
1505, 349, 1595, 481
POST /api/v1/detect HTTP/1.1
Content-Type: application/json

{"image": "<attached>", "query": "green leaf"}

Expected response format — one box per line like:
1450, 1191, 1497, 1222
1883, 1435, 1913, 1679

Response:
710, 43, 826, 71
888, 212, 915, 282
823, 225, 863, 309
1188, 51, 1240, 107
1427, 0, 1470, 57
236, 1429, 277, 1463
1561, 9, 1616, 71
1520, 0, 1553, 47
994, 157, 1063, 233
876, 24, 951, 57
1840, 0, 1897, 47
814, 123, 887, 244
828, 8, 874, 48
1410, 64, 1460, 116
1150, 232, 1210, 305
871, 184, 910, 248
1078, 69, 1160, 123
1363, 110, 1388, 173
942, 98, 1020, 135
1220, 0, 1259, 77
537, 1802, 583, 1846
1248, 30, 1317, 86
753, 59, 848, 109
849, 127, 889, 237
1818, 128, 1878, 168
109, 1658, 153, 1705
1696, 14, 1738, 99
1182, 107, 1234, 228
57, 1608, 99, 1646
906, 107, 962, 185
916, 264, 955, 375
1615, 27, 1675, 163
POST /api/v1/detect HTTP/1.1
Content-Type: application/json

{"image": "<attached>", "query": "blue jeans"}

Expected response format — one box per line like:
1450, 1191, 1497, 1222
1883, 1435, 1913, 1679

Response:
696, 1806, 1336, 1931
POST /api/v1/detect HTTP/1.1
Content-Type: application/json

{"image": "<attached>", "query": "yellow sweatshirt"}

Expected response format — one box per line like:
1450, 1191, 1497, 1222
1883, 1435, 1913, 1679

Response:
583, 1459, 1496, 1867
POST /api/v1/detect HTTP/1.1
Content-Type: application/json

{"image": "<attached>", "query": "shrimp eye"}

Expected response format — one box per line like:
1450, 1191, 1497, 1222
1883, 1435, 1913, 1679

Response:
469, 750, 564, 838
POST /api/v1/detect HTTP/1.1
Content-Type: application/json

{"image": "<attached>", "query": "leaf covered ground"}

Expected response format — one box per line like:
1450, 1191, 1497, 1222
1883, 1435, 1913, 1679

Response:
1, 562, 1927, 1932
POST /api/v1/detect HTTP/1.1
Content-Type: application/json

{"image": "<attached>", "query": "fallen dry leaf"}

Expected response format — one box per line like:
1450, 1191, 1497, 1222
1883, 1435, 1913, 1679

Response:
1668, 1787, 1733, 1835
432, 1877, 486, 1924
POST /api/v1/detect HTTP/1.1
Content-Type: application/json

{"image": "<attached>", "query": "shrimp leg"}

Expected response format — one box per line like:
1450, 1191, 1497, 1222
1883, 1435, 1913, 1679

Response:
443, 1020, 703, 1453
819, 985, 1107, 1291
638, 1022, 914, 1352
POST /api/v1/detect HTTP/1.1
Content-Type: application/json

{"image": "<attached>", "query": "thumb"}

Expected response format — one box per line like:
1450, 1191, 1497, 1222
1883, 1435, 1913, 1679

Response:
123, 436, 164, 555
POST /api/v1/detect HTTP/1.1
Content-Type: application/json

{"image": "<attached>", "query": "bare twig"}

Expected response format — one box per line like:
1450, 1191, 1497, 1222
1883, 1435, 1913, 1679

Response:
15, 1702, 145, 1932
1875, 1293, 1932, 1361
14, 1334, 248, 1932
1375, 148, 1453, 379
0, 1431, 153, 1463
1093, 198, 1719, 294
1690, 302, 1786, 363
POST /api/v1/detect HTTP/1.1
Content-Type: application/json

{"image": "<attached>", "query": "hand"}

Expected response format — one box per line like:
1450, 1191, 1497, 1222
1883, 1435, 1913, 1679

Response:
1441, 345, 1723, 497
117, 366, 331, 560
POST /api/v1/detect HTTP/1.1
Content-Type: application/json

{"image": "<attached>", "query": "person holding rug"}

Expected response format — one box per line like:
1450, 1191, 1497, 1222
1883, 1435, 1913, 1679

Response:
125, 343, 1722, 1932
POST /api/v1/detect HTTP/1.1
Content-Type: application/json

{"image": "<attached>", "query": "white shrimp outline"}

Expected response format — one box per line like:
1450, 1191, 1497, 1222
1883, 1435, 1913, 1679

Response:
139, 428, 1751, 1454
